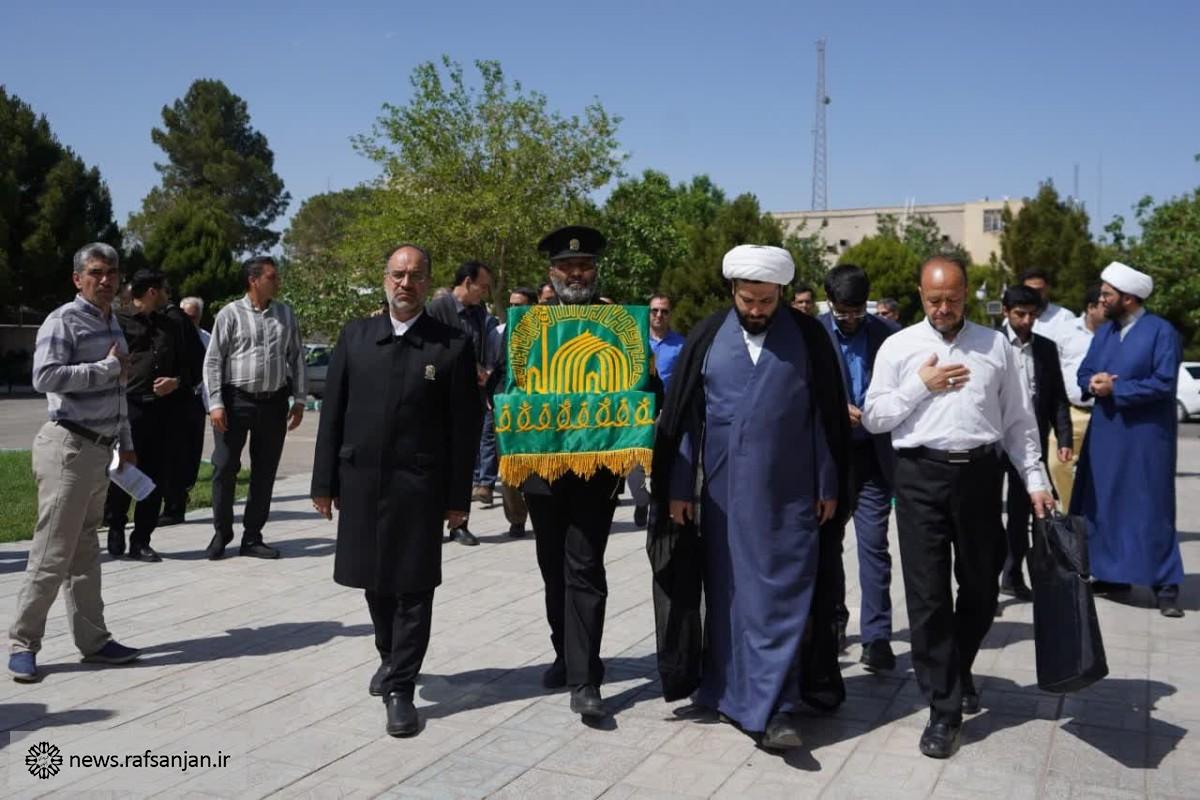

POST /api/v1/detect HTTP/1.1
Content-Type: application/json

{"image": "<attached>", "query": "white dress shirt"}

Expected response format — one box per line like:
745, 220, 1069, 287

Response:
1032, 301, 1074, 344
1004, 321, 1037, 397
742, 328, 767, 365
391, 310, 423, 338
1058, 314, 1095, 407
862, 319, 1048, 492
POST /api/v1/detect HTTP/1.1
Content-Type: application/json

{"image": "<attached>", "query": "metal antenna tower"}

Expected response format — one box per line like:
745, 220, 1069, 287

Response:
810, 37, 830, 211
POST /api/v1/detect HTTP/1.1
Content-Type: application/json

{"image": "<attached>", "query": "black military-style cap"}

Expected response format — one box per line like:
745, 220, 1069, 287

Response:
537, 225, 607, 262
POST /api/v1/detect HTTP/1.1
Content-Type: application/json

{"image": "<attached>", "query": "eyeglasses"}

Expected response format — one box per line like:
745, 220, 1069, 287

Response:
550, 262, 596, 275
831, 310, 867, 321
387, 270, 429, 285
649, 309, 671, 316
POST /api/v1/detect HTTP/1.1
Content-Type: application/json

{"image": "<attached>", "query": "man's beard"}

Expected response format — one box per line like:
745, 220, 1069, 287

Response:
1103, 302, 1123, 321
388, 290, 421, 316
549, 274, 597, 305
736, 307, 778, 335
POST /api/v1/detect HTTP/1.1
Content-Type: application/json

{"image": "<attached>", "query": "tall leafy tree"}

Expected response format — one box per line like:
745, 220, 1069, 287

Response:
0, 87, 120, 314
280, 187, 382, 337
344, 57, 623, 309
141, 196, 238, 303
600, 170, 725, 302
999, 181, 1097, 308
659, 193, 787, 332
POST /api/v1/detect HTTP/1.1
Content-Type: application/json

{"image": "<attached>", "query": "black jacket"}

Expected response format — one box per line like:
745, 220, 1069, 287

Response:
1028, 333, 1073, 454
117, 307, 189, 401
647, 306, 852, 706
311, 313, 481, 593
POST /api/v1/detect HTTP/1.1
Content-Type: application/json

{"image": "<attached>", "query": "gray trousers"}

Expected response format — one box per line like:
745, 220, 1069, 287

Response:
9, 422, 113, 656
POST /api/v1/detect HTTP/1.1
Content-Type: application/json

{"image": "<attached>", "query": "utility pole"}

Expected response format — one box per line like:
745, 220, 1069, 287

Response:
811, 37, 830, 211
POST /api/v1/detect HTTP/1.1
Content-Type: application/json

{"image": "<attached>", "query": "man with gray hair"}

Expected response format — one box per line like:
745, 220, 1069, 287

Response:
8, 243, 141, 682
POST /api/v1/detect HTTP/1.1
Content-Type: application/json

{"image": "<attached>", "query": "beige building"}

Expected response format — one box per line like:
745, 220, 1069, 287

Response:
771, 199, 1024, 265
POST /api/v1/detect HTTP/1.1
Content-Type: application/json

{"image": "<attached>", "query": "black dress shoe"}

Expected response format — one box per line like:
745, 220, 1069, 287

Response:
127, 544, 162, 563
240, 541, 281, 559
206, 532, 232, 560
633, 505, 649, 527
450, 526, 479, 546
919, 718, 961, 759
569, 684, 605, 718
760, 711, 804, 750
999, 573, 1033, 600
369, 662, 390, 697
507, 523, 527, 538
961, 691, 981, 714
1091, 580, 1131, 595
107, 527, 126, 558
1158, 596, 1185, 618
542, 659, 567, 689
384, 692, 419, 737
860, 640, 896, 672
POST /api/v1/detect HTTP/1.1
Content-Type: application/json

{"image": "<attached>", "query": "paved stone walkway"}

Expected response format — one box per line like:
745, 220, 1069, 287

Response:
1, 438, 1198, 798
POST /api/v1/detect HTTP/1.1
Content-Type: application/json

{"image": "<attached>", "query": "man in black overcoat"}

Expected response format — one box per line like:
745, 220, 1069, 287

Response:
311, 244, 481, 737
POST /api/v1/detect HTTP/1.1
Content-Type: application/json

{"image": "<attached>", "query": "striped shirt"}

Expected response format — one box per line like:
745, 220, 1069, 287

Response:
204, 295, 305, 410
33, 295, 132, 450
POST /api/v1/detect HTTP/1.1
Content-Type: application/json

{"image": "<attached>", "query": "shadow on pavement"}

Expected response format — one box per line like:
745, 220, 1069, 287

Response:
0, 704, 116, 750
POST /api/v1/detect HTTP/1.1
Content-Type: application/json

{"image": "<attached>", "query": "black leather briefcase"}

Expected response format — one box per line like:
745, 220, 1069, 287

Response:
1029, 512, 1109, 693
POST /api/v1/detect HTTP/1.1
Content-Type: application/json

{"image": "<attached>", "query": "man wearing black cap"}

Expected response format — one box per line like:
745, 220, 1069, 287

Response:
504, 225, 621, 719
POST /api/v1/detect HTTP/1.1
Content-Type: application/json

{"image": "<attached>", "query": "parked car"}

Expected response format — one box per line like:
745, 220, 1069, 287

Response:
1179, 362, 1200, 423
305, 344, 332, 399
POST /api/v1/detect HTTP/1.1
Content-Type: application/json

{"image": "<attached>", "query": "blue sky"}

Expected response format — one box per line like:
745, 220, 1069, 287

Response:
4, 0, 1198, 237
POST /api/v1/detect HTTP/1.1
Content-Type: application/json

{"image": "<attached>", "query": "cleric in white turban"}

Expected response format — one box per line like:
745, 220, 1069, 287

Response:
1099, 261, 1153, 299
722, 244, 796, 286
1072, 259, 1186, 617
647, 243, 853, 749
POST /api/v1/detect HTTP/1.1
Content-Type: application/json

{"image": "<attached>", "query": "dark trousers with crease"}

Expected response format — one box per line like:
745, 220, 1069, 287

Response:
894, 450, 1006, 725
832, 441, 894, 644
103, 396, 171, 547
524, 473, 618, 687
211, 387, 288, 544
365, 589, 434, 698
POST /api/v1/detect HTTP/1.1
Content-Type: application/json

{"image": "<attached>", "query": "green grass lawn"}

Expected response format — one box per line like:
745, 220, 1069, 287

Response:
0, 450, 249, 543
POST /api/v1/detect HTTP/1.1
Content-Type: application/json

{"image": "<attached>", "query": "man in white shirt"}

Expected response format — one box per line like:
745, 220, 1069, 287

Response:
863, 255, 1054, 760
1022, 268, 1075, 343
1048, 284, 1105, 511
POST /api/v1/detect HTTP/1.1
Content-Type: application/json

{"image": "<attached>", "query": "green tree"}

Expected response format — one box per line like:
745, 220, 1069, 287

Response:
140, 197, 239, 303
837, 236, 923, 322
0, 87, 121, 314
344, 57, 623, 311
599, 171, 727, 302
783, 219, 829, 294
660, 193, 787, 332
999, 181, 1097, 308
876, 212, 970, 265
280, 187, 383, 337
1126, 164, 1200, 353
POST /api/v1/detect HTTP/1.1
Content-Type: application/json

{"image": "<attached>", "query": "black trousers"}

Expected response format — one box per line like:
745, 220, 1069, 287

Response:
211, 387, 288, 543
163, 393, 207, 516
365, 589, 435, 697
524, 474, 618, 687
894, 450, 1005, 724
103, 396, 172, 547
1003, 453, 1054, 582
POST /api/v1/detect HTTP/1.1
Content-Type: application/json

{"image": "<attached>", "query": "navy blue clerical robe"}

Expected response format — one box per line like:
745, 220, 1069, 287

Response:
1072, 311, 1184, 588
670, 309, 836, 732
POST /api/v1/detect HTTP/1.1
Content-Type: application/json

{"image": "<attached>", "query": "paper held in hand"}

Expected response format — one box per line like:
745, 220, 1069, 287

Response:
107, 449, 156, 501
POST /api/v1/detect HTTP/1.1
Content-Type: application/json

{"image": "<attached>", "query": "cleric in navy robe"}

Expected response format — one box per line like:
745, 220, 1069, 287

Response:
1072, 261, 1186, 618
650, 245, 852, 750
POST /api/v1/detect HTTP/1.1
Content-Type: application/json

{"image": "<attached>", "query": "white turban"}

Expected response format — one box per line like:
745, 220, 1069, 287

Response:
1100, 261, 1153, 299
722, 245, 795, 286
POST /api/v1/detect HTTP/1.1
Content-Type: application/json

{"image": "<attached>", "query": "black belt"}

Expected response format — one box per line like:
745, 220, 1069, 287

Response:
55, 419, 116, 448
228, 385, 288, 402
897, 444, 997, 465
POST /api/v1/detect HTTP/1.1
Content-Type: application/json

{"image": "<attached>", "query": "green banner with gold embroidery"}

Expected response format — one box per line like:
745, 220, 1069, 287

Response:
496, 304, 656, 484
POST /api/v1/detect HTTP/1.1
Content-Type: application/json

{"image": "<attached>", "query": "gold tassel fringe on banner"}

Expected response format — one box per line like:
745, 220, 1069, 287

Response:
499, 448, 653, 486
